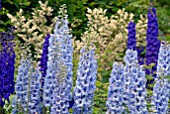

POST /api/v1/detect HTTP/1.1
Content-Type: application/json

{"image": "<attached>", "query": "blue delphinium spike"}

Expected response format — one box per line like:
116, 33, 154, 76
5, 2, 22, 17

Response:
43, 34, 61, 107
123, 49, 148, 113
127, 21, 136, 50
28, 67, 42, 114
39, 34, 50, 87
145, 7, 160, 86
43, 5, 73, 113
73, 47, 97, 114
151, 42, 170, 114
50, 62, 69, 114
12, 58, 31, 113
0, 28, 15, 107
106, 62, 125, 113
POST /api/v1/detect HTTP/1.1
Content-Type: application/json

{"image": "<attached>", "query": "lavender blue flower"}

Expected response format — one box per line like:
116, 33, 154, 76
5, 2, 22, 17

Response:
127, 21, 136, 50
145, 7, 160, 85
28, 67, 42, 114
50, 63, 70, 114
43, 34, 62, 107
73, 47, 97, 114
12, 58, 31, 113
152, 42, 170, 114
12, 59, 43, 114
106, 62, 125, 114
123, 49, 148, 114
43, 5, 73, 112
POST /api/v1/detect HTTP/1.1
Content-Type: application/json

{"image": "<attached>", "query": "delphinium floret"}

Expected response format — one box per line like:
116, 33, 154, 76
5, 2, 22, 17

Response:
73, 46, 97, 114
106, 62, 125, 114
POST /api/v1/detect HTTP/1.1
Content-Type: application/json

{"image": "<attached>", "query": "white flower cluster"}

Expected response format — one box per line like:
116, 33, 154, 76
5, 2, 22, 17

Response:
7, 1, 57, 59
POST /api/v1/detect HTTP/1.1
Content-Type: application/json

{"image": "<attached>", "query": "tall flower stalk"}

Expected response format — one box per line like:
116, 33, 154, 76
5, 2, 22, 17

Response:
39, 34, 50, 87
151, 42, 170, 113
106, 62, 125, 113
12, 58, 31, 113
123, 49, 148, 113
0, 28, 15, 107
145, 7, 160, 86
127, 21, 136, 50
50, 62, 69, 114
29, 67, 42, 114
43, 4, 73, 113
73, 46, 97, 114
12, 58, 42, 114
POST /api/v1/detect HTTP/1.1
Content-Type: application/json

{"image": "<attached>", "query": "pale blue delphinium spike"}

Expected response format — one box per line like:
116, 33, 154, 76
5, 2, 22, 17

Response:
106, 62, 125, 114
43, 35, 62, 107
43, 5, 73, 113
28, 67, 42, 114
73, 47, 97, 114
123, 49, 148, 114
12, 58, 31, 113
151, 42, 170, 114
50, 62, 69, 114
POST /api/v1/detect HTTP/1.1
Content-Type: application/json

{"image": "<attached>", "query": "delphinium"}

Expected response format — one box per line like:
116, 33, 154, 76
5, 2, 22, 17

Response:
39, 34, 50, 105
123, 49, 148, 113
151, 42, 170, 114
12, 58, 31, 113
50, 62, 69, 114
145, 7, 160, 86
55, 4, 73, 106
39, 34, 50, 86
43, 4, 73, 113
0, 28, 15, 107
127, 21, 136, 50
73, 46, 97, 114
28, 66, 42, 114
106, 62, 125, 113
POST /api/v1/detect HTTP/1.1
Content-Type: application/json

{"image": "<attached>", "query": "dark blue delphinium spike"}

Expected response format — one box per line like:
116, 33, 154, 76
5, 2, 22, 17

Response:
127, 21, 136, 51
39, 34, 50, 88
145, 7, 160, 87
0, 27, 15, 107
137, 47, 145, 65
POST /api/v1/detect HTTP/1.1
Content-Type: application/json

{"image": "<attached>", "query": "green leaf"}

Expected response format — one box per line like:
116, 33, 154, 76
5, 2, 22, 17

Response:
96, 81, 103, 87
146, 75, 154, 80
